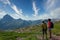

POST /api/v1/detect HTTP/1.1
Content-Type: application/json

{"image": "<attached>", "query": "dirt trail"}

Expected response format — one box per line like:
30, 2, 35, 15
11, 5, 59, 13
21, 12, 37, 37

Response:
16, 37, 23, 40
50, 35, 60, 40
37, 35, 60, 40
16, 35, 60, 40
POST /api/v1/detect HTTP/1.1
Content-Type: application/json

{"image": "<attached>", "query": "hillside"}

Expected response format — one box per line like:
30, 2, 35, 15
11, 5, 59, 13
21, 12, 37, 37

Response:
14, 21, 60, 34
0, 21, 60, 40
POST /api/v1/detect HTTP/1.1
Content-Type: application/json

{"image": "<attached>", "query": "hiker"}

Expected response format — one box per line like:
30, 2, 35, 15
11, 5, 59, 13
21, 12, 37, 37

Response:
47, 19, 54, 38
41, 21, 47, 40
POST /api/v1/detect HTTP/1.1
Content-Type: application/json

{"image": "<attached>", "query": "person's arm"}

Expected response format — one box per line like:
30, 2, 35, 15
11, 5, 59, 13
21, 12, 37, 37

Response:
41, 24, 43, 29
47, 22, 49, 28
46, 23, 47, 30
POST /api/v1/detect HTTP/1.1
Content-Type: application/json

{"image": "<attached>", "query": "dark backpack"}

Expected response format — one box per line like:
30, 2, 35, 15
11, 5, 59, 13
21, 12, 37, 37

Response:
51, 22, 54, 28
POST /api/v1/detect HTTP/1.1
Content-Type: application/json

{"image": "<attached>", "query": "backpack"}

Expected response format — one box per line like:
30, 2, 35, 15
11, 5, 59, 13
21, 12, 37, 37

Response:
50, 22, 54, 28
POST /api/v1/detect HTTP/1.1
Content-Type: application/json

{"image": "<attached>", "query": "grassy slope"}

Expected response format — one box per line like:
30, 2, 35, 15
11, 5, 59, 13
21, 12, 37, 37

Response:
52, 21, 60, 35
0, 21, 60, 40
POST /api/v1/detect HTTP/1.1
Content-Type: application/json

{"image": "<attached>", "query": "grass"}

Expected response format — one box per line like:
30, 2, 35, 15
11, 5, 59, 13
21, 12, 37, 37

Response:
0, 21, 60, 40
0, 32, 40, 40
52, 21, 60, 35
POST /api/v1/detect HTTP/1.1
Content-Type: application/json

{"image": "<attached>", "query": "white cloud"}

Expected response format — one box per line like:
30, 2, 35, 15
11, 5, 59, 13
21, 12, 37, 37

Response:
39, 0, 60, 19
0, 10, 7, 18
46, 0, 55, 11
32, 1, 40, 17
2, 0, 23, 17
0, 0, 40, 20
11, 4, 23, 16
50, 8, 60, 19
0, 0, 11, 5
0, 0, 60, 20
39, 8, 60, 20
0, 0, 30, 20
9, 14, 21, 19
10, 13, 32, 20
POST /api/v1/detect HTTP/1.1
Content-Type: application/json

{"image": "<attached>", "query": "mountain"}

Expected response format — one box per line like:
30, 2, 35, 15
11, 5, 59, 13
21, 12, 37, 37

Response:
1, 14, 14, 22
0, 14, 60, 30
0, 14, 42, 30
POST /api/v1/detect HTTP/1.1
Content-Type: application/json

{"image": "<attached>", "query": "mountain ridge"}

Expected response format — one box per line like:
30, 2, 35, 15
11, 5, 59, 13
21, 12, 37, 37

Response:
0, 14, 42, 30
0, 14, 60, 30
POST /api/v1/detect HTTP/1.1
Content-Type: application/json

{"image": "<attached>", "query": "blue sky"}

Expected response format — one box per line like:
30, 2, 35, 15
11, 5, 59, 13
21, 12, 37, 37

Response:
0, 0, 60, 20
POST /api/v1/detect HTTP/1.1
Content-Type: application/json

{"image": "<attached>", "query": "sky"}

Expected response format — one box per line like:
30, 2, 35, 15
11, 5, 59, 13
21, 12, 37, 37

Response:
0, 0, 60, 20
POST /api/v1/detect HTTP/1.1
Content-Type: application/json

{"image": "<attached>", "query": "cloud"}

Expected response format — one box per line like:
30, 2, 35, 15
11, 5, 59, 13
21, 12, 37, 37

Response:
1, 0, 23, 16
41, 8, 60, 19
0, 10, 7, 18
11, 4, 23, 16
50, 8, 60, 19
0, 0, 40, 20
37, 8, 60, 20
0, 0, 60, 20
0, 0, 30, 20
0, 0, 11, 5
32, 1, 40, 17
9, 14, 21, 19
40, 0, 60, 19
9, 13, 31, 20
46, 0, 55, 11
31, 0, 55, 20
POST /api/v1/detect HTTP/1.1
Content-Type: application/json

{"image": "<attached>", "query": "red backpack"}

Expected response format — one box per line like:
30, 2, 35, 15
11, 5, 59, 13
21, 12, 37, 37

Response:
48, 21, 54, 28
50, 22, 54, 28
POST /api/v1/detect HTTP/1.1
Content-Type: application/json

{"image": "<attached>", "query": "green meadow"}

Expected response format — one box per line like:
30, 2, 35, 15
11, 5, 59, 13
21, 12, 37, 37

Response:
0, 21, 60, 40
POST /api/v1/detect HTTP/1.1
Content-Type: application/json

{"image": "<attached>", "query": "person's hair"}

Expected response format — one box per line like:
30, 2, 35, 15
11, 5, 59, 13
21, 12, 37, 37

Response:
42, 21, 45, 23
48, 19, 51, 21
